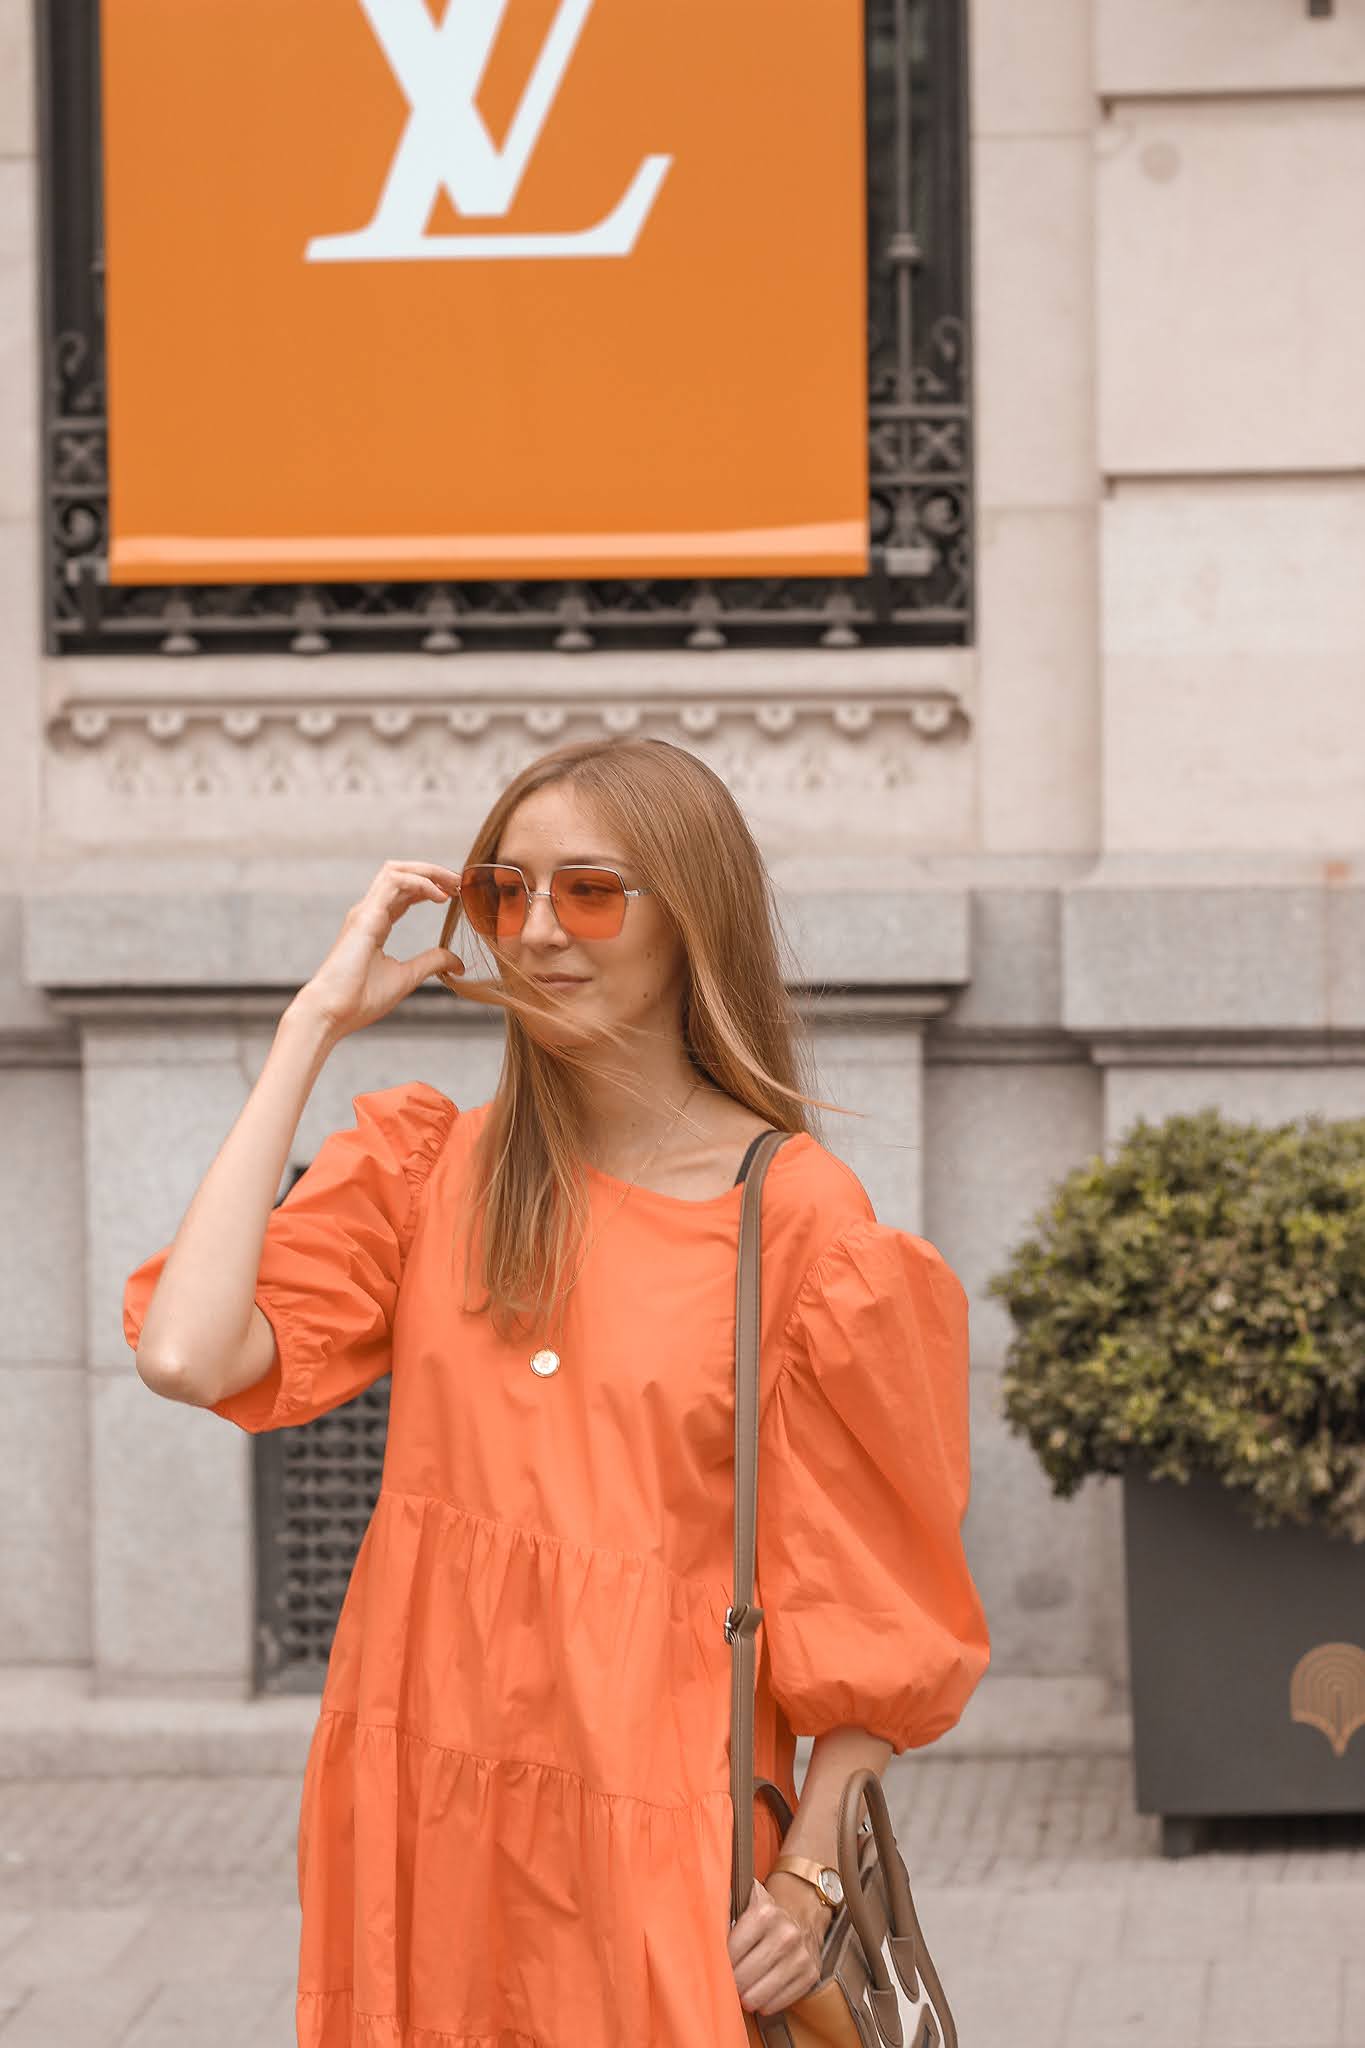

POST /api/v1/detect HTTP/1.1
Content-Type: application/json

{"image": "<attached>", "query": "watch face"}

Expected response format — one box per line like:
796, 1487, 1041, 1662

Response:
818, 1869, 844, 1906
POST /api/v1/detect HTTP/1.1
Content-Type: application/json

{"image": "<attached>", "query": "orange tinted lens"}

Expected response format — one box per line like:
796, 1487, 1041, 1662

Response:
552, 868, 627, 937
461, 865, 526, 940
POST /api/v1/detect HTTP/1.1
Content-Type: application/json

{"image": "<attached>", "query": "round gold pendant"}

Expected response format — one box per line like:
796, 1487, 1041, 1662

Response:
529, 1348, 561, 1378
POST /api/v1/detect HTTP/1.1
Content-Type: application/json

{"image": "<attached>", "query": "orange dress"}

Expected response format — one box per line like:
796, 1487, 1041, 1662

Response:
123, 1083, 989, 2048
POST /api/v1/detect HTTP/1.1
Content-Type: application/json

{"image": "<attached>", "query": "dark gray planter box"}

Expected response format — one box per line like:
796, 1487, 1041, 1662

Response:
1123, 1465, 1365, 1856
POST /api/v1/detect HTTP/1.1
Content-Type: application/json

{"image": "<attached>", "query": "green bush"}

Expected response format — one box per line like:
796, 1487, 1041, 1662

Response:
988, 1110, 1365, 1541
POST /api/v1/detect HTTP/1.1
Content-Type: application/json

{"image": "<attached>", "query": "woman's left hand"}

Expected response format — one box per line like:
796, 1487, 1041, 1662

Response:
727, 1875, 827, 2018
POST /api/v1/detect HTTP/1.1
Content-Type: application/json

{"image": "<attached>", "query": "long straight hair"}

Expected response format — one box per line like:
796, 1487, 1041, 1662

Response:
436, 735, 836, 1340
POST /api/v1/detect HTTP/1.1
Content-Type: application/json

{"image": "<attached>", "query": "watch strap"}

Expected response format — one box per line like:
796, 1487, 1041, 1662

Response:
771, 1853, 838, 1905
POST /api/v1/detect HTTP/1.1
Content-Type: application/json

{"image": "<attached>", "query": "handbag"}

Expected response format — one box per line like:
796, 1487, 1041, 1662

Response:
728, 1132, 959, 2048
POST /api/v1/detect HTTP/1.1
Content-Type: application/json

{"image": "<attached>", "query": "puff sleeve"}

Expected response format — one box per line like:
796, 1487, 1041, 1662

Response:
122, 1082, 457, 1434
757, 1218, 990, 1753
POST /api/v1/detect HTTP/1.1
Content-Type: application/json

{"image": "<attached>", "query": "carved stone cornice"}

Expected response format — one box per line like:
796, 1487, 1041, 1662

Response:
47, 682, 967, 752
42, 667, 972, 817
47, 987, 957, 1029
0, 1028, 82, 1068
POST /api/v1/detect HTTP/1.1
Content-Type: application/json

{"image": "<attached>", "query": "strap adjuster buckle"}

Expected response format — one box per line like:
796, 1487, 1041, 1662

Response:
724, 1603, 764, 1644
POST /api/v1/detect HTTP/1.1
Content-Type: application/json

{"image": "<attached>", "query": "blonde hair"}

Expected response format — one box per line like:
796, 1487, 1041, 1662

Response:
437, 735, 835, 1339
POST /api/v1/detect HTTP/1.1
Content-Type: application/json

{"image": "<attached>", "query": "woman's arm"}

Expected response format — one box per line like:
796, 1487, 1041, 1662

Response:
134, 1002, 339, 1406
766, 1723, 894, 1933
134, 860, 463, 1408
728, 1722, 893, 2018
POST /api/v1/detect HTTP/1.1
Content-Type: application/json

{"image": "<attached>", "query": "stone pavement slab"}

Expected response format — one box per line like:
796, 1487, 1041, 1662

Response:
993, 1884, 1125, 1958
102, 1904, 292, 1986
1248, 1879, 1363, 1952
0, 1907, 150, 1983
119, 1974, 286, 2048
1119, 1883, 1251, 1958
1202, 1954, 1343, 2048
0, 1979, 162, 2048
1059, 1958, 1209, 2048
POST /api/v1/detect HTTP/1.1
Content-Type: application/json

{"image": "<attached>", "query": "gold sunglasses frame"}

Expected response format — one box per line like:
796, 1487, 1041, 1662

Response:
457, 863, 654, 941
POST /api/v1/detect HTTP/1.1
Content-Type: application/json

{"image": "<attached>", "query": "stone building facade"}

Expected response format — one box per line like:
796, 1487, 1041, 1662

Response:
1, 0, 1362, 1759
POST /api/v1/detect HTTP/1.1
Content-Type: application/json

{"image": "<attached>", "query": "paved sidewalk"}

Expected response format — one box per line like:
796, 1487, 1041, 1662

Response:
0, 1756, 1360, 2046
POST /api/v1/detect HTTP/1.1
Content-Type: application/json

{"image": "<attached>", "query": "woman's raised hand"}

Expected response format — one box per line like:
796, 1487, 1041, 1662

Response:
290, 861, 465, 1042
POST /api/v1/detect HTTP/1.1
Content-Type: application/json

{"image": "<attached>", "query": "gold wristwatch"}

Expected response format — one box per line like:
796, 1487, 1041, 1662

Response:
770, 1853, 844, 1911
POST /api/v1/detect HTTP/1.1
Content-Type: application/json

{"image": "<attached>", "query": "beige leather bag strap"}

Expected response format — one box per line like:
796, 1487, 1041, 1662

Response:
728, 1128, 793, 1927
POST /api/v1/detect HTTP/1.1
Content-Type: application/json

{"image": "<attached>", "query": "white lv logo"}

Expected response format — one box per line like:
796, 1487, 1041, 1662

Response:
306, 0, 672, 263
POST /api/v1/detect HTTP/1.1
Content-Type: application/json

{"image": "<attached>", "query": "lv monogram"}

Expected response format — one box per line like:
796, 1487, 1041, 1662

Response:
307, 0, 672, 263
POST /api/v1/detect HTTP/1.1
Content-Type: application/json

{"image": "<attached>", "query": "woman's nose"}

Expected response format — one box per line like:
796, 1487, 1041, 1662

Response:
520, 890, 565, 942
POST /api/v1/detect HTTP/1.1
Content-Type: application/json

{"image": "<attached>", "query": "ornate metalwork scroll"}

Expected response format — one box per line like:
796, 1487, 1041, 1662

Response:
41, 0, 971, 659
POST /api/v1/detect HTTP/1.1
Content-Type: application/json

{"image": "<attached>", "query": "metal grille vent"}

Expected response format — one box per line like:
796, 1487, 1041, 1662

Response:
252, 1164, 389, 1694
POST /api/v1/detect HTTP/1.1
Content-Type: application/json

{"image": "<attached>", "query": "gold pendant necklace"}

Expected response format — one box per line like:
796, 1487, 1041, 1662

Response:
528, 1075, 702, 1379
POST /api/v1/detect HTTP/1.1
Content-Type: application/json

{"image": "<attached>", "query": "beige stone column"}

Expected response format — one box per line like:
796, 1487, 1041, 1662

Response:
73, 996, 512, 1697
1095, 1, 1365, 859
82, 1020, 261, 1696
0, 1049, 89, 1677
971, 0, 1101, 856
808, 1003, 933, 1232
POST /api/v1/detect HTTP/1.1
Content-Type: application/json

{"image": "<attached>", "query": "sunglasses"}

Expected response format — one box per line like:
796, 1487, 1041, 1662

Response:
459, 863, 653, 941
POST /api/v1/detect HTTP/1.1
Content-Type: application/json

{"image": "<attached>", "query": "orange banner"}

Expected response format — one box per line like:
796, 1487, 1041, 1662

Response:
100, 0, 868, 585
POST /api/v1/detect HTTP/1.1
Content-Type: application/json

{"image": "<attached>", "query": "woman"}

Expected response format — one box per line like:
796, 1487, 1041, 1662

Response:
124, 736, 989, 2048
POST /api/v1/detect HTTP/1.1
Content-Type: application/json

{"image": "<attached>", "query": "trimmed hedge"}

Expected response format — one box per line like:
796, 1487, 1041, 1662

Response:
988, 1110, 1365, 1542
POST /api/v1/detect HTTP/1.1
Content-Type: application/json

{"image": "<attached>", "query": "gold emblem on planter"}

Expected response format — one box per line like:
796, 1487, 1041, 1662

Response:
529, 1349, 561, 1378
1289, 1642, 1365, 1758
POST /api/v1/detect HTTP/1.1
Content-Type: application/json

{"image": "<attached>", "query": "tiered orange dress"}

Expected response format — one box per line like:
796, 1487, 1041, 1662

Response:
123, 1083, 989, 2048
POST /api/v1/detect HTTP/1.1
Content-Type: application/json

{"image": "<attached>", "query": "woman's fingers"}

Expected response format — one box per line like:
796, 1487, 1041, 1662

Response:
374, 865, 455, 911
727, 1881, 820, 2016
360, 862, 462, 939
409, 947, 465, 990
297, 863, 467, 1039
380, 860, 462, 898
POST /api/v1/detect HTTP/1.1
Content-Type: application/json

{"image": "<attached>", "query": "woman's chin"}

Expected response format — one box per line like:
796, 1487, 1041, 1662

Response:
519, 1000, 601, 1051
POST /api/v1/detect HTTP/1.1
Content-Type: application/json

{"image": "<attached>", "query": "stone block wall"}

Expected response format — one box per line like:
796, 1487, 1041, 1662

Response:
0, 0, 1360, 1752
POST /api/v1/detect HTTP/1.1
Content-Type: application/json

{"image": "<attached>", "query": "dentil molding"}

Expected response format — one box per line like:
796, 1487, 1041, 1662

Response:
43, 678, 970, 805
48, 684, 966, 748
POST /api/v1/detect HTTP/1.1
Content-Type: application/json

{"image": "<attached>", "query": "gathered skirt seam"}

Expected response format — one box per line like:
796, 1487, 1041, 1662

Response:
299, 1994, 547, 2047
378, 1486, 729, 1608
355, 2022, 542, 2044
314, 1704, 731, 1815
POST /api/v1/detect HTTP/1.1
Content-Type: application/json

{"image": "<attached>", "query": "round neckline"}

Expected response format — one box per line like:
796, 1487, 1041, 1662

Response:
583, 1130, 810, 1211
